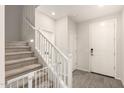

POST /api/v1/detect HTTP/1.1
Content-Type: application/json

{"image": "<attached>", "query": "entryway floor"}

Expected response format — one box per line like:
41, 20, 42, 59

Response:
73, 70, 123, 88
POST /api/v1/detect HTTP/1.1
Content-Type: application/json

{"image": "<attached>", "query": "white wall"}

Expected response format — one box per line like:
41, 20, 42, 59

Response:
55, 16, 69, 56
21, 5, 35, 42
77, 13, 122, 79
120, 8, 124, 85
0, 5, 5, 87
68, 18, 77, 70
55, 16, 77, 70
5, 5, 22, 41
35, 9, 55, 43
35, 9, 55, 32
77, 22, 90, 71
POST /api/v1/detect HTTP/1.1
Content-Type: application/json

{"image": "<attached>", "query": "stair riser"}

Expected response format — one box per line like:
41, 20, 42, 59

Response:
6, 59, 38, 71
6, 48, 31, 53
6, 53, 34, 61
6, 43, 28, 46
6, 66, 42, 79
6, 42, 28, 45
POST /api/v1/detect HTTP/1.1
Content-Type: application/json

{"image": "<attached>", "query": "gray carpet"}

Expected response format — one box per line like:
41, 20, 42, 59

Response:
73, 70, 123, 88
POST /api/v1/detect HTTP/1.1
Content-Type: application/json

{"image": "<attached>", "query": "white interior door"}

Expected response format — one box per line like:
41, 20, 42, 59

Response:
90, 19, 116, 77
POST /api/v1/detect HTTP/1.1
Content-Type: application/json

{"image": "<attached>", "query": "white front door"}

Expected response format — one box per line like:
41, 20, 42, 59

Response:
90, 19, 116, 77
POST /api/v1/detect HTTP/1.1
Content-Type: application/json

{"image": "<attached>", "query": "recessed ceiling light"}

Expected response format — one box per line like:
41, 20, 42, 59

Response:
51, 12, 55, 15
100, 22, 105, 26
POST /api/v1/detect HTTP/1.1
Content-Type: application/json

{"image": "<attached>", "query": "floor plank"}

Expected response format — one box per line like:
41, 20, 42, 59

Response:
73, 70, 123, 88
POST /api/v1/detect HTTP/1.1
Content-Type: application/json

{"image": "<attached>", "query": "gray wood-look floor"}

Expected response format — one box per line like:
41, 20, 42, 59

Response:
73, 70, 123, 88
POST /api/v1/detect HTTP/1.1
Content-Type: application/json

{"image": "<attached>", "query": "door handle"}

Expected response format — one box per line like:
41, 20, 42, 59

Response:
91, 48, 94, 56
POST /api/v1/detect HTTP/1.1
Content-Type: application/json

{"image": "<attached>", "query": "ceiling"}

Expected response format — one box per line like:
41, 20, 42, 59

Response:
37, 5, 124, 22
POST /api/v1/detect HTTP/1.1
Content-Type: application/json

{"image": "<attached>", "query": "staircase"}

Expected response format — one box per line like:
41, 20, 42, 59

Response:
5, 41, 53, 88
5, 17, 72, 88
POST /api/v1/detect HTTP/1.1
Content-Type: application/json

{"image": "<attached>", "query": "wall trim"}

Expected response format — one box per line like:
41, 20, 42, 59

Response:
0, 5, 5, 88
76, 66, 90, 72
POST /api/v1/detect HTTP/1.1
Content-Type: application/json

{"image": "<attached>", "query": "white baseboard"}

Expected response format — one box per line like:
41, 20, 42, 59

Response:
72, 65, 78, 71
76, 66, 89, 72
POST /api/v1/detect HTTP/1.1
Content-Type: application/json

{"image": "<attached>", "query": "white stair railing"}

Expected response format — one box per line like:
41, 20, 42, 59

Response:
6, 67, 58, 88
24, 18, 72, 88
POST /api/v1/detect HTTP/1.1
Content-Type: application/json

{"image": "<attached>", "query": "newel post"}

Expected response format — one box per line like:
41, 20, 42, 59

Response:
68, 53, 73, 88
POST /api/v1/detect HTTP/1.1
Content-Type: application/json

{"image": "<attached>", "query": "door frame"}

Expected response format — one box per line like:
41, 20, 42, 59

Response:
89, 18, 117, 78
0, 5, 5, 87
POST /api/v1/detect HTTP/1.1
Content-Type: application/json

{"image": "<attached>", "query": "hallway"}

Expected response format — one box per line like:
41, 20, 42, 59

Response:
73, 70, 123, 88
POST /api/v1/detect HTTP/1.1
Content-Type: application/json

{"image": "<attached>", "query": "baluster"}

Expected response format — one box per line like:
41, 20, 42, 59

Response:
10, 84, 12, 88
48, 44, 50, 64
44, 38, 47, 61
39, 33, 41, 54
47, 68, 49, 88
46, 41, 48, 63
63, 58, 66, 84
54, 76, 56, 88
23, 78, 24, 88
8, 84, 11, 88
58, 55, 60, 77
42, 37, 45, 58
37, 31, 39, 50
52, 47, 54, 66
35, 72, 37, 88
17, 80, 19, 88
68, 54, 72, 88
37, 31, 40, 53
36, 31, 38, 49
37, 31, 39, 51
62, 58, 65, 81
41, 34, 43, 56
35, 31, 37, 49
49, 44, 51, 64
45, 68, 47, 88
47, 41, 49, 63
56, 78, 58, 88
28, 73, 33, 88
57, 52, 59, 75
42, 69, 45, 88
55, 50, 57, 71
39, 71, 41, 88
57, 76, 59, 88
56, 77, 57, 88
42, 70, 44, 88
59, 55, 62, 79
50, 45, 53, 65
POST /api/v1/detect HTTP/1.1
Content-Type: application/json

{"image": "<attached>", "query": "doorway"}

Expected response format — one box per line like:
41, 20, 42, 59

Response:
89, 18, 116, 77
